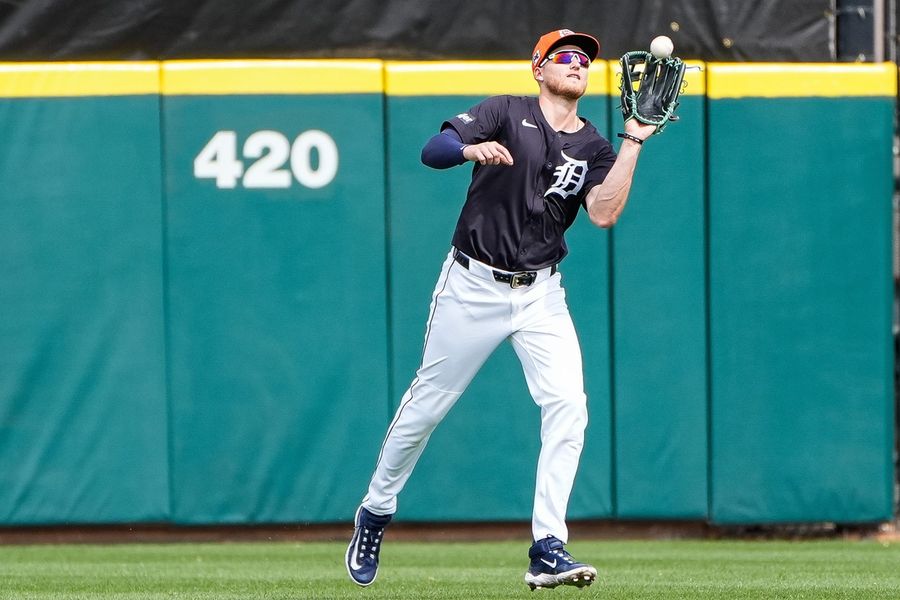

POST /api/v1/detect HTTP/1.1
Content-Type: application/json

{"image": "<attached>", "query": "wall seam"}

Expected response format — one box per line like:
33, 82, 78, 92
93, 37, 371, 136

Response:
606, 85, 618, 519
157, 63, 177, 524
382, 64, 395, 423
703, 65, 714, 524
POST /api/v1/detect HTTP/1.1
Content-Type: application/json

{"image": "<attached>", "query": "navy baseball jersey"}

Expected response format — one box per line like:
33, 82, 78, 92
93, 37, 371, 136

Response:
443, 95, 616, 271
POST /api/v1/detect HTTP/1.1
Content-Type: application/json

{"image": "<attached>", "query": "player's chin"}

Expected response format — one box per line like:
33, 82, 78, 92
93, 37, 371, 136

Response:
558, 85, 586, 101
564, 86, 586, 100
548, 78, 586, 100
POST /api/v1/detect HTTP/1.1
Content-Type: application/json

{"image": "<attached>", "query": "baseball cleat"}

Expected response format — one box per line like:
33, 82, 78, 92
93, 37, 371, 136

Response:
524, 535, 598, 591
345, 505, 392, 586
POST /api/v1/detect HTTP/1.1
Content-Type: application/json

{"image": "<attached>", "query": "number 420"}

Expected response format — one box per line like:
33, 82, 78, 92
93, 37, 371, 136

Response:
194, 130, 339, 190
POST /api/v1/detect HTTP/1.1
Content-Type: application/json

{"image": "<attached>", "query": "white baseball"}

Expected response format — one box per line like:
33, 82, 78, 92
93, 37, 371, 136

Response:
650, 35, 674, 59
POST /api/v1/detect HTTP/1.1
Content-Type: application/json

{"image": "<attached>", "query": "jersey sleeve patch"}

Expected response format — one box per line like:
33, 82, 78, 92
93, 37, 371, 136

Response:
441, 95, 510, 145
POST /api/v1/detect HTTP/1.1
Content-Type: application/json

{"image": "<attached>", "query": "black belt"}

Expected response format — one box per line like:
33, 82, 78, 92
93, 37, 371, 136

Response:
453, 250, 557, 289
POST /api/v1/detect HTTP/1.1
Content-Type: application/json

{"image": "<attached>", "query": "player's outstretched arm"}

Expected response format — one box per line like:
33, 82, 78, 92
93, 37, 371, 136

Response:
584, 119, 654, 228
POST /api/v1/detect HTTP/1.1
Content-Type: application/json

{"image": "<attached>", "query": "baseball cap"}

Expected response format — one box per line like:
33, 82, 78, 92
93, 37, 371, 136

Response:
532, 29, 600, 67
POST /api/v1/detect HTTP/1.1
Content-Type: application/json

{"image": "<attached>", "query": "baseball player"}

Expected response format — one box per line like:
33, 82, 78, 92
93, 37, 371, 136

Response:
347, 29, 657, 590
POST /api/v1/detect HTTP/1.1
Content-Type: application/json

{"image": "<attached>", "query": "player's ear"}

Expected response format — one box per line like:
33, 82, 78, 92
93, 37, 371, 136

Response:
534, 67, 543, 82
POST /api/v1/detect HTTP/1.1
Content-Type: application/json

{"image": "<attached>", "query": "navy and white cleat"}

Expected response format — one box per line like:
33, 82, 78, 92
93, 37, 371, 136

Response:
345, 505, 392, 586
524, 535, 598, 591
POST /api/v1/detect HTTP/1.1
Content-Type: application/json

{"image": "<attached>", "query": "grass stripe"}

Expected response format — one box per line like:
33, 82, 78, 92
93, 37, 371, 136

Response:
0, 539, 897, 599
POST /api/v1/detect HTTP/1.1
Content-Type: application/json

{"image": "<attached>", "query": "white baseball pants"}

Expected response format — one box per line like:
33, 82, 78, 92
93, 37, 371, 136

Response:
363, 249, 588, 543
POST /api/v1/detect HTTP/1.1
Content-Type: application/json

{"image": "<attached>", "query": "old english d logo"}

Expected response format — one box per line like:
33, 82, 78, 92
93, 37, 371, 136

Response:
545, 150, 587, 199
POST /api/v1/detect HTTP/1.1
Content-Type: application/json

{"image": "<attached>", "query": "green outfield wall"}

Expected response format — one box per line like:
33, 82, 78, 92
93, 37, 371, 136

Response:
0, 60, 894, 526
159, 61, 389, 524
0, 64, 169, 523
706, 64, 896, 523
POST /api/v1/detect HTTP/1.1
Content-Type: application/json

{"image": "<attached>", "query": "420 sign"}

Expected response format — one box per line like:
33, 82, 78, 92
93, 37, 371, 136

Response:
194, 130, 338, 190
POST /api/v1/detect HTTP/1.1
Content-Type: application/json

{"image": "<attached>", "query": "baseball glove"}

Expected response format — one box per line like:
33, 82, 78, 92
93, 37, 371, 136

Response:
619, 51, 686, 134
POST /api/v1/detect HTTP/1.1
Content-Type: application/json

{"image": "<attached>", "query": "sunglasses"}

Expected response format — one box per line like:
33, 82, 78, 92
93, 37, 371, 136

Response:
542, 50, 591, 68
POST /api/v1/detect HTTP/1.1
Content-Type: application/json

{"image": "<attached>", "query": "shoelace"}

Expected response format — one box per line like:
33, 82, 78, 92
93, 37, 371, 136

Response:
547, 547, 577, 566
358, 526, 384, 562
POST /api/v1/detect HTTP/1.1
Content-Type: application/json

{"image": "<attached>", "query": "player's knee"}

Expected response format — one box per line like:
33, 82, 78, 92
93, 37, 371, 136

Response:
549, 417, 586, 452
542, 393, 588, 430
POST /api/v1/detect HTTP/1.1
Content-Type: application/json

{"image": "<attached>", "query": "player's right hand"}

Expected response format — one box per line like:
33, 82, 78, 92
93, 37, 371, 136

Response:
462, 141, 514, 166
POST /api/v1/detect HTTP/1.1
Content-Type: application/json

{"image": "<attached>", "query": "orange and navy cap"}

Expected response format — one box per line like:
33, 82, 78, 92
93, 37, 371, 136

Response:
531, 29, 600, 67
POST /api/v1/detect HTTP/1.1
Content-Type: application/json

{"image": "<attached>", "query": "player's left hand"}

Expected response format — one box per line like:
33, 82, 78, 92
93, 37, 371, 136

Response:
623, 118, 656, 142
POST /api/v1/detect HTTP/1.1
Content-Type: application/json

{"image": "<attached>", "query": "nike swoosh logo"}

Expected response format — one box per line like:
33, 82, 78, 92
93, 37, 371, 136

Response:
522, 118, 538, 129
541, 558, 557, 568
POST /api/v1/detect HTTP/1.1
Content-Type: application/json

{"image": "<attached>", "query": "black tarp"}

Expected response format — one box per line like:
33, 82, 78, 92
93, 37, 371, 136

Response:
0, 0, 835, 61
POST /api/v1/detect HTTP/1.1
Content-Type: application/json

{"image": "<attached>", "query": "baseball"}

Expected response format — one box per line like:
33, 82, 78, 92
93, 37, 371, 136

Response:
650, 35, 674, 58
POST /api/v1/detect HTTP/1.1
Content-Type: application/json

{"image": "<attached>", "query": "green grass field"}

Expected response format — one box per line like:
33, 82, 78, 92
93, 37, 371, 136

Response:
1, 538, 898, 599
